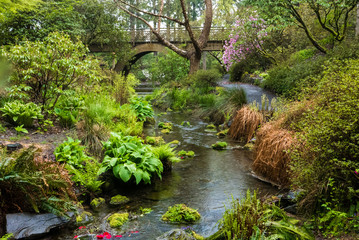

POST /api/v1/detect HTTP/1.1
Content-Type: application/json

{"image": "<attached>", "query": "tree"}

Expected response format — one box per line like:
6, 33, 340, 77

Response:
244, 0, 359, 54
115, 0, 213, 74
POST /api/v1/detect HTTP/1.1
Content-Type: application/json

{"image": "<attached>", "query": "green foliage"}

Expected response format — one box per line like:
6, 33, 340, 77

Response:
217, 190, 313, 240
0, 146, 77, 216
139, 207, 152, 215
111, 73, 139, 104
161, 204, 201, 223
5, 84, 31, 101
189, 69, 221, 90
151, 144, 181, 163
158, 122, 173, 131
14, 124, 28, 134
290, 58, 359, 212
289, 49, 315, 63
113, 103, 143, 136
55, 137, 91, 169
0, 233, 13, 240
99, 132, 163, 184
54, 91, 84, 128
2, 32, 101, 110
90, 197, 105, 209
0, 123, 6, 133
54, 137, 103, 193
129, 97, 154, 122
315, 203, 359, 237
107, 212, 129, 228
145, 136, 165, 146
1, 100, 43, 127
149, 50, 190, 84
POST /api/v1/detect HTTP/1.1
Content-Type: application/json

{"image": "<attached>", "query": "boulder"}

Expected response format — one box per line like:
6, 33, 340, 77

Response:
6, 212, 74, 239
156, 229, 196, 240
6, 143, 23, 152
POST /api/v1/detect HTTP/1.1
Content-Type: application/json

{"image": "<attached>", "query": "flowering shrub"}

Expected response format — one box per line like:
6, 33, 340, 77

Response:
223, 10, 268, 71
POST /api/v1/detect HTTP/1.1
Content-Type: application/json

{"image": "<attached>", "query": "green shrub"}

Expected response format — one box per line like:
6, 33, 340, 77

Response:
190, 69, 221, 90
99, 132, 163, 184
290, 59, 359, 212
54, 92, 84, 128
2, 32, 101, 110
151, 144, 180, 163
54, 137, 91, 169
129, 97, 154, 122
161, 204, 201, 223
289, 49, 315, 63
1, 100, 43, 127
114, 103, 143, 136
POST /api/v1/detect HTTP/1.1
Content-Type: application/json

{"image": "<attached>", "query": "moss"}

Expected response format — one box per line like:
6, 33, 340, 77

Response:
181, 121, 191, 126
161, 129, 171, 134
244, 142, 255, 150
161, 204, 201, 223
90, 197, 105, 210
192, 231, 204, 240
158, 121, 173, 131
212, 141, 228, 150
76, 211, 93, 224
110, 195, 130, 206
186, 151, 195, 157
146, 136, 165, 146
107, 212, 129, 228
169, 140, 180, 146
216, 129, 229, 138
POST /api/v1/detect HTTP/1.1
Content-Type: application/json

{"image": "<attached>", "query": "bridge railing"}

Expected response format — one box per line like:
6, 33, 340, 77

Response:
128, 27, 229, 44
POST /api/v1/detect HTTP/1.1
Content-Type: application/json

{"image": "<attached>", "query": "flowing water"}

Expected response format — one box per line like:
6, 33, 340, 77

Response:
56, 83, 279, 240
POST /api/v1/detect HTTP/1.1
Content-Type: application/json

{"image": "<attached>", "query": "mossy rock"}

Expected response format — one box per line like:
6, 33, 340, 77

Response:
107, 212, 129, 228
146, 136, 165, 146
244, 142, 255, 150
161, 204, 201, 223
169, 140, 180, 148
90, 197, 105, 210
206, 124, 216, 130
186, 151, 195, 157
212, 141, 227, 150
159, 122, 173, 131
161, 129, 171, 134
216, 129, 229, 138
76, 211, 93, 225
110, 195, 130, 206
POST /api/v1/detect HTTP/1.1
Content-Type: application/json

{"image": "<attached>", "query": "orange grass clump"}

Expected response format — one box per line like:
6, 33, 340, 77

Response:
229, 106, 264, 143
252, 122, 294, 188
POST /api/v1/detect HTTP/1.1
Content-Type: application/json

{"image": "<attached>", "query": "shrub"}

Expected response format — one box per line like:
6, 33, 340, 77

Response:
190, 69, 221, 90
113, 103, 143, 136
1, 100, 43, 127
2, 32, 101, 110
99, 132, 163, 184
290, 59, 359, 211
161, 204, 201, 223
151, 144, 180, 171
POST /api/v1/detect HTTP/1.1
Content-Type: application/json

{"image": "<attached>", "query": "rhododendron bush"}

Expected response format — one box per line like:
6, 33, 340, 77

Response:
223, 10, 269, 71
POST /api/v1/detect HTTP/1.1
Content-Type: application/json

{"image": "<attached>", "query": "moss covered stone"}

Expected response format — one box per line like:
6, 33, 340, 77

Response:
146, 136, 165, 146
161, 204, 201, 223
158, 122, 173, 131
212, 141, 228, 150
216, 129, 229, 138
161, 129, 171, 134
186, 151, 195, 157
110, 195, 130, 206
90, 197, 105, 210
76, 211, 93, 224
107, 212, 129, 228
205, 124, 217, 133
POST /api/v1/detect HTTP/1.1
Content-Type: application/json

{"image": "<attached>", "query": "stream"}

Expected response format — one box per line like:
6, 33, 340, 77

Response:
56, 84, 279, 240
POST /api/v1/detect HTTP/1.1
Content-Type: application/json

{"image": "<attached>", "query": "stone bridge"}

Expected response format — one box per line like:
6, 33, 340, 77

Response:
89, 27, 229, 72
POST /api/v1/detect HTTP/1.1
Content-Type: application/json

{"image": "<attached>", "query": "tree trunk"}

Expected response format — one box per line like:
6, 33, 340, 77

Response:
189, 52, 201, 74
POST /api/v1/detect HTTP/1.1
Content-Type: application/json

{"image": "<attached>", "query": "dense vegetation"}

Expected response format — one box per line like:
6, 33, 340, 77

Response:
1, 0, 359, 239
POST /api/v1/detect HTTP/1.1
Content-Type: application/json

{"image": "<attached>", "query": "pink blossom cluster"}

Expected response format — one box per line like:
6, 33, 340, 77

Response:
223, 11, 268, 71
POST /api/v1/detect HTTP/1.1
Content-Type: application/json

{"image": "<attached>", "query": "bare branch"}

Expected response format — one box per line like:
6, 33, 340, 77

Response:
115, 2, 188, 57
179, 0, 201, 53
116, 0, 185, 26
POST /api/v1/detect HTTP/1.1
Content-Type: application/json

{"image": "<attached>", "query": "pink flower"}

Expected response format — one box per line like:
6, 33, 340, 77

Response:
96, 234, 104, 239
115, 235, 123, 238
79, 226, 86, 229
135, 231, 139, 233
355, 171, 358, 175
74, 236, 78, 239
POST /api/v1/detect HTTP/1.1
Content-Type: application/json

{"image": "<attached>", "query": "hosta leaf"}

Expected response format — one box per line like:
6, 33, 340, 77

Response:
119, 165, 131, 182
110, 157, 118, 167
134, 169, 144, 184
124, 162, 136, 173
142, 171, 151, 184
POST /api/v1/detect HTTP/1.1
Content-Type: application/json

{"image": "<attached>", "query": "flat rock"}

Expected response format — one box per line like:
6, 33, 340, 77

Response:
6, 212, 74, 239
156, 229, 196, 240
